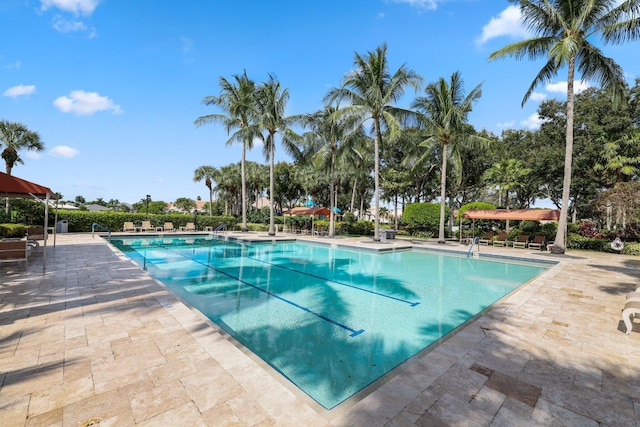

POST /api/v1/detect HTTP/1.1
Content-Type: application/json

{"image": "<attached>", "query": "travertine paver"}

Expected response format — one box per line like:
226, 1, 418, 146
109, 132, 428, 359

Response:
1, 232, 639, 426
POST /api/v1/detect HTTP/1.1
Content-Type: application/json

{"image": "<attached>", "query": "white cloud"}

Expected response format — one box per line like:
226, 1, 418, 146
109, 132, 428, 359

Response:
476, 5, 528, 45
53, 90, 122, 116
546, 80, 591, 94
52, 17, 86, 33
497, 120, 515, 128
50, 145, 80, 158
389, 0, 439, 10
530, 91, 547, 102
3, 84, 36, 98
40, 0, 100, 16
520, 113, 543, 130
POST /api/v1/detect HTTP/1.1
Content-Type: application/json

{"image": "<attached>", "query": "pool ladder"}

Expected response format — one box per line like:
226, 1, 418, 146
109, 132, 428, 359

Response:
467, 236, 480, 258
212, 223, 227, 237
92, 223, 111, 240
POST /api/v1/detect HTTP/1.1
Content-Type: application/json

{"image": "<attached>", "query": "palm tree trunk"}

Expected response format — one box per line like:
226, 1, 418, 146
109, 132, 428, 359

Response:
373, 118, 382, 241
551, 57, 576, 254
350, 177, 357, 215
329, 150, 336, 237
438, 143, 448, 243
241, 141, 248, 231
268, 136, 276, 236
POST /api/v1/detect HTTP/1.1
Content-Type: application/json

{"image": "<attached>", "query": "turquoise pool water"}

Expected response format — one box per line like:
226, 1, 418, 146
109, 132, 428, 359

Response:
110, 236, 548, 409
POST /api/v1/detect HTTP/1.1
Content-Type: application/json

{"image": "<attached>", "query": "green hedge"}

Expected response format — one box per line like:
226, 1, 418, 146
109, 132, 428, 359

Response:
403, 202, 449, 236
50, 210, 237, 232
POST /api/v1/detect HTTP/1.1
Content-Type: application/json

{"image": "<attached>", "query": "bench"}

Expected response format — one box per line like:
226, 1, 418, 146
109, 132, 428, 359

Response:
0, 240, 29, 266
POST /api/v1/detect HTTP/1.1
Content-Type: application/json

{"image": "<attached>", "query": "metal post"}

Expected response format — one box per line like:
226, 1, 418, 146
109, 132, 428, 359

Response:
146, 194, 150, 216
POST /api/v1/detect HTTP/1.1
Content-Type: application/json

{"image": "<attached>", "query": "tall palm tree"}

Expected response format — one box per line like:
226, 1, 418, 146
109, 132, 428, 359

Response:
490, 0, 640, 254
326, 43, 422, 240
193, 165, 218, 216
303, 104, 360, 237
195, 71, 258, 231
0, 120, 44, 175
254, 74, 305, 236
412, 72, 486, 243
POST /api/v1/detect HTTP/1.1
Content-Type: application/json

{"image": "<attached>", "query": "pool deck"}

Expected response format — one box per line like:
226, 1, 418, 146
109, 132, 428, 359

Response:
1, 231, 640, 426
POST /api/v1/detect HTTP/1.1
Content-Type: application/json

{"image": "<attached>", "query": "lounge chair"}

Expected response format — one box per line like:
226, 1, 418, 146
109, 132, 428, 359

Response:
622, 292, 640, 334
141, 220, 155, 232
492, 231, 509, 247
478, 231, 494, 245
512, 235, 530, 249
182, 222, 196, 232
163, 222, 175, 232
123, 222, 136, 232
528, 235, 546, 250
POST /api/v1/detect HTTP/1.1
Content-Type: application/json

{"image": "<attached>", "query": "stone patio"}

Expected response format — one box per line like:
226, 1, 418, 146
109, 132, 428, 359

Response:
1, 232, 639, 426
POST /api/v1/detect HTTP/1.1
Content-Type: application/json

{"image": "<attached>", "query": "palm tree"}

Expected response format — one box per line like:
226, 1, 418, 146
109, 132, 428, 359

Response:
0, 120, 44, 175
490, 0, 640, 254
412, 72, 486, 243
195, 71, 258, 231
254, 74, 305, 236
0, 120, 45, 213
303, 104, 360, 237
326, 43, 422, 240
193, 165, 218, 216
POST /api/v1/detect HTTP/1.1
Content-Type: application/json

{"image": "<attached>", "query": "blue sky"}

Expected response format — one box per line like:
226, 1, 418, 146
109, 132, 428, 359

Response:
1, 0, 638, 205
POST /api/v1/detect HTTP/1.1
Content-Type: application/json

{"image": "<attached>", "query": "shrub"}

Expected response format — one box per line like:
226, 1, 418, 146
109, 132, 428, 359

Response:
457, 202, 496, 219
622, 242, 640, 256
0, 223, 28, 238
520, 220, 541, 234
403, 203, 448, 236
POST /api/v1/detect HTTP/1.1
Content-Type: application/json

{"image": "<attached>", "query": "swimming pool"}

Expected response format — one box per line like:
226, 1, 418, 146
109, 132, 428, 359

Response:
110, 236, 549, 409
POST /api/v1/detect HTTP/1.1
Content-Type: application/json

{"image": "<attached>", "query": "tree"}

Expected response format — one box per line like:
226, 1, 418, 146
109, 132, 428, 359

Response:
254, 74, 305, 235
174, 197, 196, 212
326, 43, 422, 240
303, 104, 359, 237
0, 120, 45, 213
193, 165, 218, 216
489, 0, 640, 254
195, 71, 258, 231
0, 120, 44, 175
412, 71, 486, 243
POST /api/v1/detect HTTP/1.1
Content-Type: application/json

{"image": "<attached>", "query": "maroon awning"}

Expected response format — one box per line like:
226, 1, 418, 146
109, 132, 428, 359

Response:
462, 209, 560, 221
0, 171, 55, 199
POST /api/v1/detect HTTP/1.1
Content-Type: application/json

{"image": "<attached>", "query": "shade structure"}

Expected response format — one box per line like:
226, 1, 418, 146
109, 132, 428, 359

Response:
461, 209, 560, 221
0, 171, 58, 270
283, 206, 331, 216
0, 171, 54, 198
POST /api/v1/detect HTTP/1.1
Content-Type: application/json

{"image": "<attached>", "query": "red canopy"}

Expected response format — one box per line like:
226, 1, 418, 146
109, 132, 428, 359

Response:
462, 209, 560, 221
283, 206, 330, 216
0, 171, 55, 199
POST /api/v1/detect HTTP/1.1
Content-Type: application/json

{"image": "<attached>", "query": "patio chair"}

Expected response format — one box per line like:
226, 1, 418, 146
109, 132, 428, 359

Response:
182, 222, 196, 232
622, 292, 640, 334
512, 234, 530, 249
163, 222, 175, 232
492, 231, 509, 247
528, 235, 546, 250
123, 221, 136, 232
27, 227, 45, 251
141, 220, 155, 232
478, 231, 494, 245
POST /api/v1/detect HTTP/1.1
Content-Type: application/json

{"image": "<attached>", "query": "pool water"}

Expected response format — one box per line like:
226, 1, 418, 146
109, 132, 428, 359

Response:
110, 236, 548, 409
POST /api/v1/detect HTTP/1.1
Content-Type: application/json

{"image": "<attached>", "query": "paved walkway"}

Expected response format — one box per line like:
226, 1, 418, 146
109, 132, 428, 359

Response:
1, 232, 639, 426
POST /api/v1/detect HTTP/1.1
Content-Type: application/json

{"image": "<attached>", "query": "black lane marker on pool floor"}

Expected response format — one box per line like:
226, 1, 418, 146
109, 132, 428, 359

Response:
143, 243, 365, 338
244, 254, 421, 307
